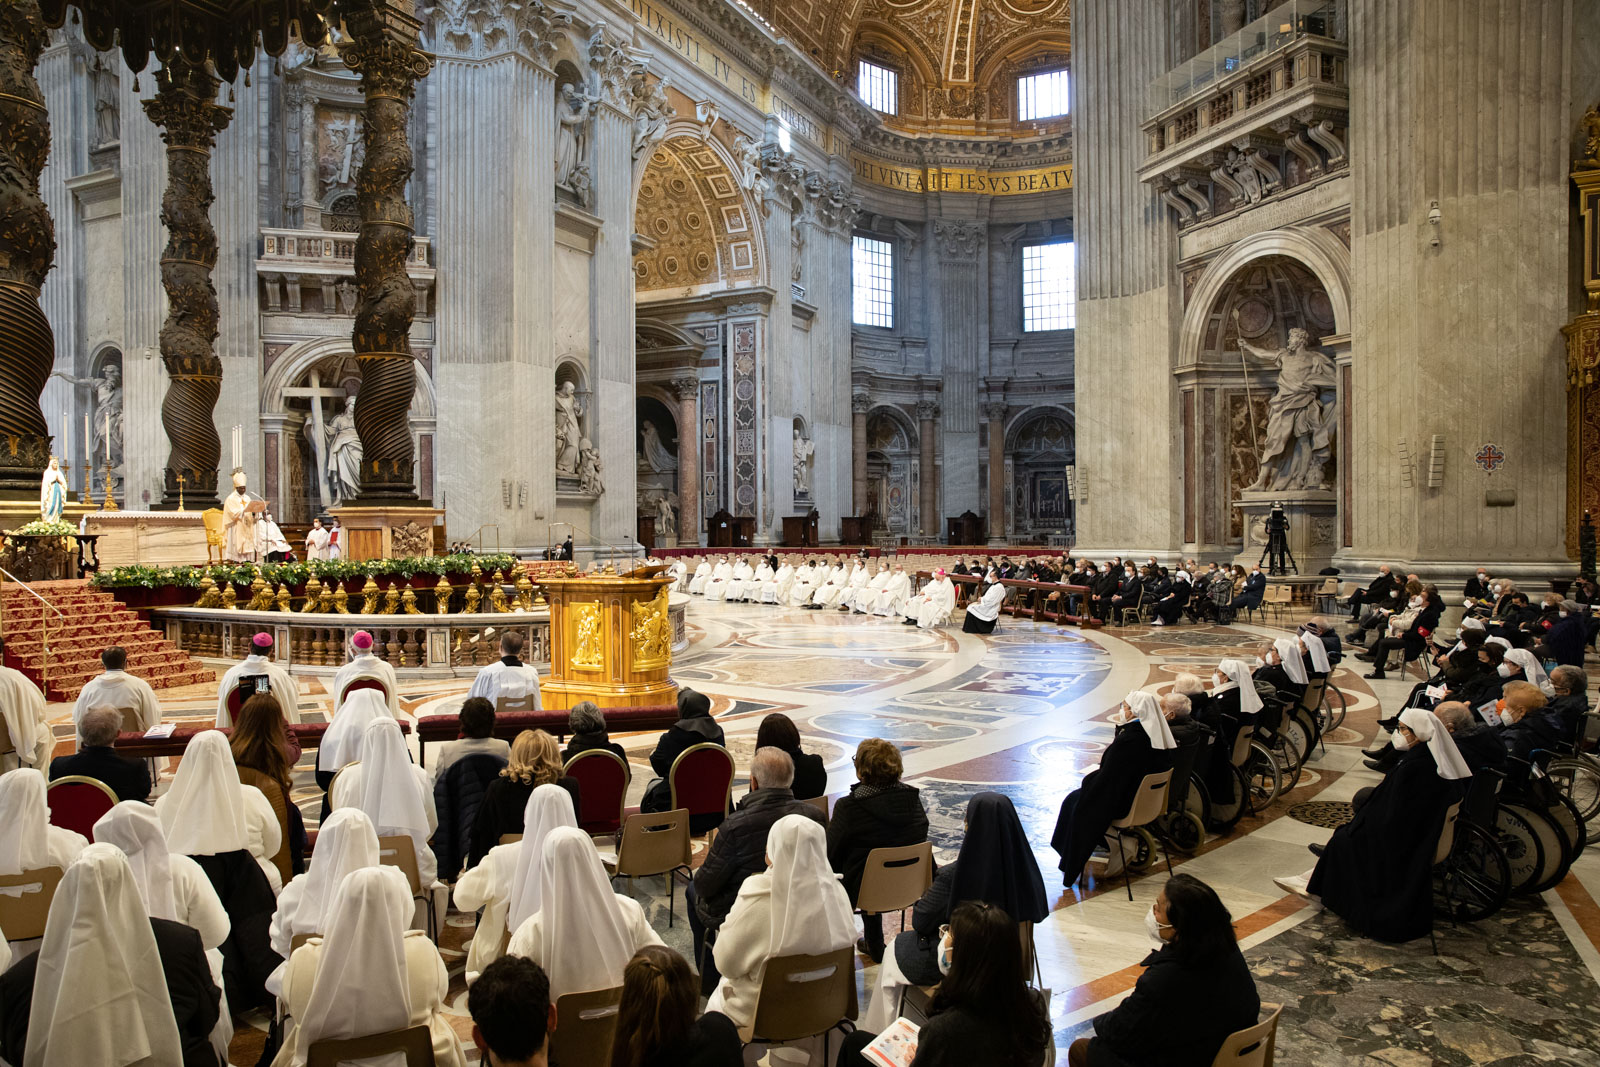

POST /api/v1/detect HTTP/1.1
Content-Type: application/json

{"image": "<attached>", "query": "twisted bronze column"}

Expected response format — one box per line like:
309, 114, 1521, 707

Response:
0, 1, 56, 494
144, 62, 231, 510
343, 5, 433, 504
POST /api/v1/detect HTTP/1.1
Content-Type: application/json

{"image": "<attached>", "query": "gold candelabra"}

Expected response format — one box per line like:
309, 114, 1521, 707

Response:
101, 461, 118, 511
175, 473, 186, 512
81, 462, 92, 505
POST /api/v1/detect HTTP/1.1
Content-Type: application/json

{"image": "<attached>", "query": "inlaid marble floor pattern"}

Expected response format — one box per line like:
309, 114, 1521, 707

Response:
42, 598, 1600, 1064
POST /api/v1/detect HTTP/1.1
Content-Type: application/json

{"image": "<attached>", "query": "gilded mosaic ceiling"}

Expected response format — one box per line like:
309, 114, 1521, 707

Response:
634, 135, 763, 293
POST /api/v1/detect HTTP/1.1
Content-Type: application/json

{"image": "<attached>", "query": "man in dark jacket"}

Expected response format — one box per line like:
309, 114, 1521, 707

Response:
1346, 564, 1401, 621
1545, 666, 1591, 749
1226, 566, 1267, 622
827, 738, 928, 962
49, 704, 150, 801
1499, 682, 1564, 765
687, 747, 825, 993
1535, 604, 1589, 668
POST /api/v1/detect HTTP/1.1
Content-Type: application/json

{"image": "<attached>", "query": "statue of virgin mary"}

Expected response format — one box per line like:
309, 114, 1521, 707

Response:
39, 457, 68, 523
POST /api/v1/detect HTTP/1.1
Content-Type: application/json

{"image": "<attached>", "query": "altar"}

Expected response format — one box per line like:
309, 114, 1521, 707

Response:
85, 510, 209, 567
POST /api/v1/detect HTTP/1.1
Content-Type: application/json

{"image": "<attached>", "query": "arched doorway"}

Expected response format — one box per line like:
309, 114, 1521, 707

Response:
865, 407, 918, 534
1007, 408, 1075, 540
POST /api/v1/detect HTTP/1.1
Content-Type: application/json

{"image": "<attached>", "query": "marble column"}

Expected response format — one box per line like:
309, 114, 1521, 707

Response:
984, 401, 1007, 544
932, 219, 985, 518
120, 66, 167, 507
916, 400, 939, 536
673, 375, 699, 546
35, 34, 84, 485
143, 62, 231, 510
851, 392, 871, 516
343, 6, 432, 503
0, 1, 56, 494
211, 58, 264, 492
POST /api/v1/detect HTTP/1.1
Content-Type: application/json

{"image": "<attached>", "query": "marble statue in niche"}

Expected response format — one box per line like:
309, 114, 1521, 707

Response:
638, 488, 678, 539
792, 425, 815, 497
92, 63, 119, 147
1232, 313, 1337, 491
555, 84, 595, 190
324, 395, 363, 507
53, 360, 123, 470
638, 421, 678, 473
792, 224, 805, 283
555, 381, 584, 475
578, 440, 604, 496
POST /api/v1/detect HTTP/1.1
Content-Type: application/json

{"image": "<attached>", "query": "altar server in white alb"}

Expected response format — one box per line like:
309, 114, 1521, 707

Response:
330, 629, 401, 715
0, 640, 53, 770
303, 517, 331, 561
761, 558, 795, 604
702, 554, 736, 602
725, 555, 758, 602
466, 630, 542, 709
687, 557, 714, 594
216, 631, 301, 727
667, 557, 689, 591
904, 568, 958, 629
963, 569, 1008, 634
72, 645, 162, 743
786, 558, 822, 607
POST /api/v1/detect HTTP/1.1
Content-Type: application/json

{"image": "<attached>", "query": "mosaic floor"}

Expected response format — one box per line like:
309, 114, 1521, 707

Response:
40, 597, 1600, 1065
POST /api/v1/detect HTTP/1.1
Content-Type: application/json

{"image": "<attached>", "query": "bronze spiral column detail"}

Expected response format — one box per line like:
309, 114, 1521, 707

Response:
0, 1, 56, 494
143, 62, 232, 510
343, 5, 433, 504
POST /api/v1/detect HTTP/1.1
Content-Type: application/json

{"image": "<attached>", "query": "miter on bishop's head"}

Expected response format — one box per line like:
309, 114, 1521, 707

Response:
232, 468, 247, 491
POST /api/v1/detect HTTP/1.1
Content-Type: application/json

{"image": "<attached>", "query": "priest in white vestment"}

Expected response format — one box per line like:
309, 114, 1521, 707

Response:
786, 561, 819, 606
703, 555, 735, 602
216, 632, 301, 727
0, 655, 52, 770
847, 563, 892, 613
811, 560, 858, 609
724, 556, 757, 601
223, 469, 263, 563
687, 558, 713, 594
72, 646, 163, 742
906, 570, 958, 628
762, 560, 794, 604
303, 518, 331, 561
668, 558, 688, 591
870, 565, 913, 617
465, 631, 542, 708
330, 630, 401, 715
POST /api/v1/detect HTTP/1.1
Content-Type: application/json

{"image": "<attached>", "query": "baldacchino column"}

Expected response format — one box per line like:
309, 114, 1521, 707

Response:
0, 1, 56, 500
143, 61, 231, 511
343, 2, 433, 504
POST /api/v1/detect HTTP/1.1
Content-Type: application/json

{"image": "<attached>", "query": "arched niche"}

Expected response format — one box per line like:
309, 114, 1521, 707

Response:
1005, 406, 1075, 540
865, 405, 920, 534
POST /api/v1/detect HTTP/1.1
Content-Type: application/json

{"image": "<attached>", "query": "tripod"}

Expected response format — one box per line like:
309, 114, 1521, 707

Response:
1260, 518, 1298, 576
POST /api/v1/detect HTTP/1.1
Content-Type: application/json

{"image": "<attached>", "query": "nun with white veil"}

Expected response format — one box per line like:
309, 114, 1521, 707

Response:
330, 715, 439, 886
94, 801, 234, 1061
267, 808, 381, 995
0, 768, 87, 877
155, 730, 283, 892
707, 814, 856, 1031
1502, 648, 1556, 698
272, 866, 464, 1067
315, 687, 392, 797
1300, 625, 1333, 674
1051, 692, 1178, 886
506, 826, 664, 999
452, 783, 577, 984
0, 844, 221, 1067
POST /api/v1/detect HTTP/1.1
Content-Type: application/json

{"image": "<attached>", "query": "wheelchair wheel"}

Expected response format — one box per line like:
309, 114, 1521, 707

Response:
1184, 779, 1212, 830
1166, 810, 1207, 853
1433, 822, 1510, 923
1320, 683, 1347, 732
1517, 802, 1573, 894
1123, 827, 1160, 872
1291, 706, 1321, 760
1545, 793, 1587, 860
1246, 742, 1281, 811
1207, 767, 1246, 832
1275, 724, 1308, 790
1545, 757, 1600, 825
1494, 805, 1547, 894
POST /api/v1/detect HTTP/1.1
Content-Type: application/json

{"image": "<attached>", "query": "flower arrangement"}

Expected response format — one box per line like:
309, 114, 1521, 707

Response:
90, 552, 520, 590
11, 520, 77, 538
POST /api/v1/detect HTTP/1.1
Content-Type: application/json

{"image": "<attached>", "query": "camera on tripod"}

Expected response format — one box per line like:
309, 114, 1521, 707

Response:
1260, 502, 1297, 576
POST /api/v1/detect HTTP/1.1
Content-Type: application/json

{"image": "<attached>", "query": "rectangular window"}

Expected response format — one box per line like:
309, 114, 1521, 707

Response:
858, 60, 899, 115
1018, 69, 1070, 120
1023, 241, 1075, 331
852, 235, 894, 328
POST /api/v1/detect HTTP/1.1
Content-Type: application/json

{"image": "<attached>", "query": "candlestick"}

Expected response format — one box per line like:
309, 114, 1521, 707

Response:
62, 410, 69, 478
103, 413, 110, 463
175, 473, 186, 512
82, 462, 92, 505
101, 461, 118, 511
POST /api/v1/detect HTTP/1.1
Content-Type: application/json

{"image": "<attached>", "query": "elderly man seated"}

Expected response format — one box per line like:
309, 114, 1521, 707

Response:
49, 705, 152, 802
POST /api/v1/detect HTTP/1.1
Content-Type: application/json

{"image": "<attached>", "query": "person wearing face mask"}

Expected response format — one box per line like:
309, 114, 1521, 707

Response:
1356, 586, 1443, 680
1543, 666, 1591, 748
1277, 708, 1469, 942
1348, 577, 1423, 644
1346, 564, 1402, 622
1533, 601, 1589, 668
1497, 681, 1564, 765
1431, 701, 1508, 776
1364, 637, 1506, 769
1223, 565, 1266, 624
1489, 591, 1539, 648
1051, 693, 1179, 888
1251, 639, 1307, 704
1065, 874, 1258, 1067
1464, 567, 1494, 608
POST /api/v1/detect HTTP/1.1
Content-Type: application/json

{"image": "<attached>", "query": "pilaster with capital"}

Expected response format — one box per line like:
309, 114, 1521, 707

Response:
983, 400, 1008, 543
343, 6, 434, 503
672, 376, 700, 545
851, 392, 872, 516
143, 61, 233, 509
933, 218, 989, 519
916, 400, 940, 535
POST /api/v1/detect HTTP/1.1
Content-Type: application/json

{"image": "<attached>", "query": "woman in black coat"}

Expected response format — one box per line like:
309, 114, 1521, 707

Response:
640, 689, 726, 818
562, 700, 629, 762
1148, 572, 1191, 626
1285, 708, 1470, 942
754, 712, 827, 800
827, 738, 929, 961
1068, 874, 1259, 1067
1052, 693, 1178, 887
468, 729, 581, 867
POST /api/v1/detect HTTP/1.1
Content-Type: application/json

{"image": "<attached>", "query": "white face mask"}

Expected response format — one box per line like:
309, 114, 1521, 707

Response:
1392, 734, 1413, 751
1410, 596, 1423, 607
1492, 585, 1503, 595
1477, 573, 1488, 580
1253, 656, 1265, 669
1213, 674, 1226, 688
1500, 710, 1516, 727
1560, 610, 1570, 618
937, 930, 954, 975
1144, 905, 1172, 947
1497, 664, 1513, 678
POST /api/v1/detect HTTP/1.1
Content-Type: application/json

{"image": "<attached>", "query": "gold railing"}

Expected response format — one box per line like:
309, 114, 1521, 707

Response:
0, 565, 67, 695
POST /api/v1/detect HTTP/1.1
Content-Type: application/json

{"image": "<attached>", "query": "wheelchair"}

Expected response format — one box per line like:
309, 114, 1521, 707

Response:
1150, 723, 1212, 855
1433, 768, 1511, 923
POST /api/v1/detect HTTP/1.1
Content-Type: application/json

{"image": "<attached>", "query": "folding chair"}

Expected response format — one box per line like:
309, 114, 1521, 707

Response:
607, 809, 692, 926
548, 985, 623, 1067
46, 775, 118, 839
1312, 579, 1340, 615
854, 842, 933, 931
0, 867, 63, 943
1100, 770, 1173, 900
307, 1024, 436, 1067
803, 793, 830, 823
377, 834, 437, 941
1210, 1003, 1283, 1067
738, 946, 858, 1063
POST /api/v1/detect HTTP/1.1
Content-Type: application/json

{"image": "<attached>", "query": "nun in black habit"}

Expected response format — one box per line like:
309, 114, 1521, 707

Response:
639, 688, 726, 824
1052, 692, 1178, 888
1276, 707, 1470, 943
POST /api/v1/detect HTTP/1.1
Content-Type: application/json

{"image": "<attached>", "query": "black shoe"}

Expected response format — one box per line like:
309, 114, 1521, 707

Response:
1360, 745, 1388, 759
1363, 758, 1390, 771
1364, 670, 1385, 680
1308, 843, 1325, 857
855, 937, 884, 964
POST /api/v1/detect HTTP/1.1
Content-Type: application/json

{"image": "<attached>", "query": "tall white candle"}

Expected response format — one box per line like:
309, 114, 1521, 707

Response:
84, 413, 90, 464
62, 410, 69, 478
103, 413, 110, 462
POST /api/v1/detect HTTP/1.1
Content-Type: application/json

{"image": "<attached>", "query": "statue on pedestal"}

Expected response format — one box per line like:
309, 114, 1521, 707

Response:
555, 381, 583, 475
39, 457, 67, 523
792, 426, 815, 497
53, 362, 123, 468
555, 84, 594, 190
325, 395, 363, 507
1233, 314, 1338, 492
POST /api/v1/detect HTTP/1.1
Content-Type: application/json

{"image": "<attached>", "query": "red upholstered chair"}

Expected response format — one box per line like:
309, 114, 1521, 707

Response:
337, 677, 390, 707
564, 749, 631, 835
668, 743, 735, 836
48, 776, 119, 839
223, 682, 247, 723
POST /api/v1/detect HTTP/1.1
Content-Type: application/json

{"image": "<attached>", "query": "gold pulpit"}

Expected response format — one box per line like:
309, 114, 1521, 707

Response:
536, 571, 678, 708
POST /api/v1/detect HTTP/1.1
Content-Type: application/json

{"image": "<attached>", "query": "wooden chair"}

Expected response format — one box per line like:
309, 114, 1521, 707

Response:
668, 743, 735, 835
607, 809, 692, 926
1117, 590, 1146, 627
201, 508, 226, 565
738, 946, 858, 1063
563, 749, 631, 835
46, 775, 118, 839
803, 793, 829, 823
1263, 585, 1293, 623
854, 842, 933, 930
1210, 1003, 1282, 1067
377, 834, 436, 941
0, 867, 64, 943
306, 1024, 436, 1067
1101, 770, 1173, 900
1312, 578, 1340, 614
548, 985, 623, 1067
338, 676, 391, 708
116, 706, 146, 734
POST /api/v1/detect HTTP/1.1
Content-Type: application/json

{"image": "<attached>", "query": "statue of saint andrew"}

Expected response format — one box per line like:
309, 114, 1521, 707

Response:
1234, 313, 1338, 491
326, 395, 363, 507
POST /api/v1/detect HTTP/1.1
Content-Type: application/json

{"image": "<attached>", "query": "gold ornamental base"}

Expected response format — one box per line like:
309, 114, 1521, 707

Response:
537, 572, 678, 709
